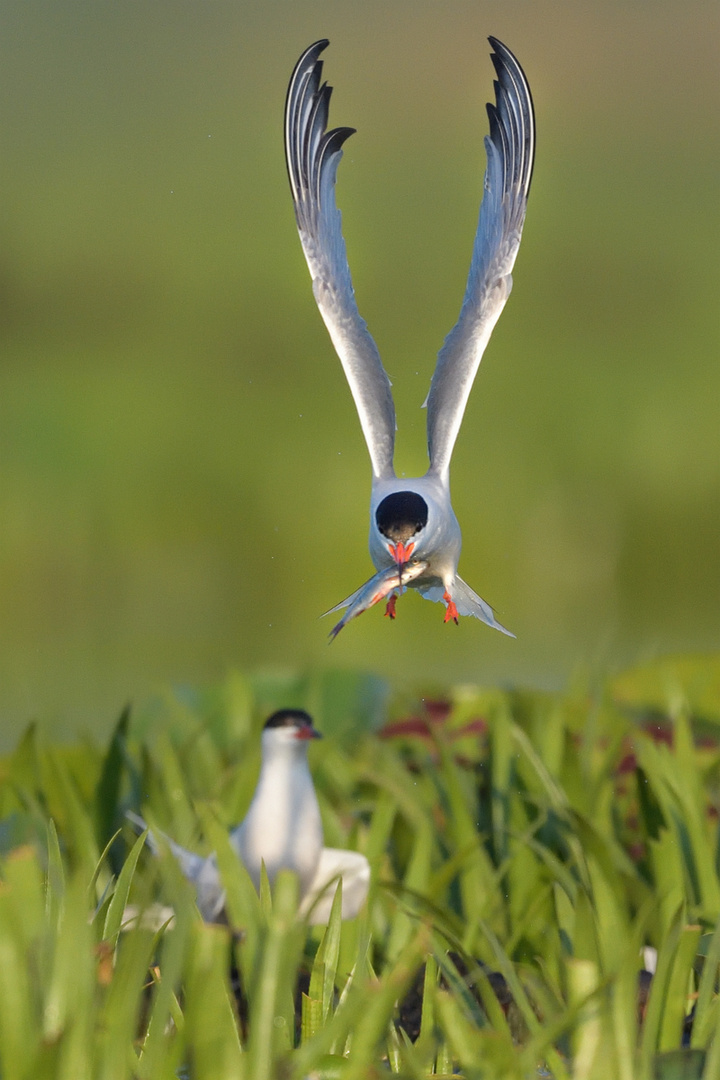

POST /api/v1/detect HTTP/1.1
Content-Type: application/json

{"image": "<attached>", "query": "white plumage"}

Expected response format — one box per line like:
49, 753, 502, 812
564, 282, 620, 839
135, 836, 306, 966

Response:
285, 38, 535, 637
129, 709, 370, 926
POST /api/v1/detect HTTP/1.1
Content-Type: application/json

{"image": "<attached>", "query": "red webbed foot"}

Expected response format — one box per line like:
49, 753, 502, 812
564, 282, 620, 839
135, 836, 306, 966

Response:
384, 594, 398, 619
442, 591, 459, 625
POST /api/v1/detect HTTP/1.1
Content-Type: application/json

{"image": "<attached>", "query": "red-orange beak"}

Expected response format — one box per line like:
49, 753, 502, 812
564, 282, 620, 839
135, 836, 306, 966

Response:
388, 540, 415, 567
294, 726, 322, 740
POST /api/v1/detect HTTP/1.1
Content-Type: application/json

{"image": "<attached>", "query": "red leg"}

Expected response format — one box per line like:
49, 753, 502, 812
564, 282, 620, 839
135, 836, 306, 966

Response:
384, 593, 398, 619
442, 591, 459, 625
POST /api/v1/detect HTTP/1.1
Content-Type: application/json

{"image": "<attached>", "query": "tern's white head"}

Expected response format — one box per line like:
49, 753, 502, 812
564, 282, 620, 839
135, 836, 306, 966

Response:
260, 707, 323, 753
369, 474, 461, 582
375, 490, 428, 562
234, 708, 324, 895
132, 707, 370, 925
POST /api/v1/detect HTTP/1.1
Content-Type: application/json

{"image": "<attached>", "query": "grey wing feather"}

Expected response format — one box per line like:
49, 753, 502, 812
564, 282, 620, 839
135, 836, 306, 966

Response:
418, 576, 515, 637
285, 41, 396, 480
425, 37, 535, 479
127, 810, 207, 881
127, 810, 226, 920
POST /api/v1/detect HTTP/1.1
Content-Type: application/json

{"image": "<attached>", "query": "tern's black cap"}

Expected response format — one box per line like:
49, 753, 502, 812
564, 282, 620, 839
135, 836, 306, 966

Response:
263, 709, 321, 737
376, 491, 428, 542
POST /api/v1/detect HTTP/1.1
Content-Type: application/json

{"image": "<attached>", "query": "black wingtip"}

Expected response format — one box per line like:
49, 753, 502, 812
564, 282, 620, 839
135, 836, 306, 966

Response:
323, 125, 357, 155
485, 35, 535, 195
487, 35, 518, 65
286, 39, 360, 223
285, 41, 328, 107
304, 38, 330, 60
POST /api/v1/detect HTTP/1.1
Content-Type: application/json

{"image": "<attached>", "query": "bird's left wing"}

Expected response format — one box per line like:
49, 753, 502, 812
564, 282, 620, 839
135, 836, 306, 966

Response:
285, 40, 396, 480
425, 37, 535, 481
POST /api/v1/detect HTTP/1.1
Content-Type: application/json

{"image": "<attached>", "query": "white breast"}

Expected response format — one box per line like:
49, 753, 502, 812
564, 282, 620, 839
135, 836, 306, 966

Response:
233, 749, 324, 896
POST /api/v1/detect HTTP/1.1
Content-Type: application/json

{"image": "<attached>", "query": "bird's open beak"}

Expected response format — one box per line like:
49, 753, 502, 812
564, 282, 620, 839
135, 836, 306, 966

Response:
388, 540, 415, 567
388, 540, 415, 587
295, 726, 322, 741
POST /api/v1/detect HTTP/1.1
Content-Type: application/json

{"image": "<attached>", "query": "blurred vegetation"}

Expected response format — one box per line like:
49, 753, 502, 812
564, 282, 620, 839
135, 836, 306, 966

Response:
0, 1, 718, 741
2, 656, 720, 1075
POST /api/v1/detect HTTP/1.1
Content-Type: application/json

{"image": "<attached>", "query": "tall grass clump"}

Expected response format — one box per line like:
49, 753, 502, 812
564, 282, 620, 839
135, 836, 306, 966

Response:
1, 655, 720, 1078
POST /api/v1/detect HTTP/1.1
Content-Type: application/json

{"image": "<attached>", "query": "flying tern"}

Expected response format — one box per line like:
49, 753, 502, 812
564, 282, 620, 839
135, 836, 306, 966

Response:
285, 38, 535, 638
129, 708, 370, 925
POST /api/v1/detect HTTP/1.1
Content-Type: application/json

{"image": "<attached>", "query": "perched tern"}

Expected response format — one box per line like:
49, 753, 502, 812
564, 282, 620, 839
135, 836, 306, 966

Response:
129, 709, 370, 925
285, 38, 535, 638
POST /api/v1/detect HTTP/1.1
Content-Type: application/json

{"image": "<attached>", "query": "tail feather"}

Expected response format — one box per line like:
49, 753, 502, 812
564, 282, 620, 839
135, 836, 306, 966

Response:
418, 576, 515, 637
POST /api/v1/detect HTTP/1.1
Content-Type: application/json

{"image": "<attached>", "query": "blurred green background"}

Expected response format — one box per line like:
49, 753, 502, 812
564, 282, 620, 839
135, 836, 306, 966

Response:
0, 1, 718, 744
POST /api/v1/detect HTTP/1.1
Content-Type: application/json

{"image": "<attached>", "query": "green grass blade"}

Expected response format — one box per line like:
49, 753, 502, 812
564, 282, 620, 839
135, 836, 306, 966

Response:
45, 818, 65, 925
416, 953, 437, 1065
640, 903, 684, 1072
703, 1028, 720, 1080
245, 870, 303, 1079
103, 828, 148, 943
301, 992, 323, 1047
659, 923, 701, 1052
309, 879, 342, 1024
567, 958, 602, 1080
94, 706, 131, 855
198, 804, 264, 982
184, 922, 244, 1080
340, 927, 430, 1080
692, 919, 720, 1048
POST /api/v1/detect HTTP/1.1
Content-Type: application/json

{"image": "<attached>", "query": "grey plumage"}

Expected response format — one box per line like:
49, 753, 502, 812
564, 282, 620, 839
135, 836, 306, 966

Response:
426, 36, 535, 480
285, 40, 396, 481
285, 38, 535, 635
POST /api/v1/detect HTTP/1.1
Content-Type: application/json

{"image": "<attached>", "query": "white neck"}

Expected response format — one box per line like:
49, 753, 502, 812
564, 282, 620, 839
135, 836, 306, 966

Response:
235, 732, 324, 894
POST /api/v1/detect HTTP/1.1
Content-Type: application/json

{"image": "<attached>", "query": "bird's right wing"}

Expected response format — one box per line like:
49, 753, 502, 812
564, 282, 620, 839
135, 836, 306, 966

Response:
285, 40, 396, 480
425, 38, 535, 480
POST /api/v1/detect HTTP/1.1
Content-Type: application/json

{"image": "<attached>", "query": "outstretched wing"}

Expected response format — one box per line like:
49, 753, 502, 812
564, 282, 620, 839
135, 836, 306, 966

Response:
425, 37, 535, 480
285, 40, 396, 480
